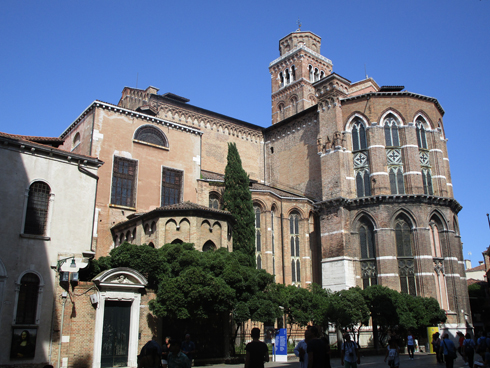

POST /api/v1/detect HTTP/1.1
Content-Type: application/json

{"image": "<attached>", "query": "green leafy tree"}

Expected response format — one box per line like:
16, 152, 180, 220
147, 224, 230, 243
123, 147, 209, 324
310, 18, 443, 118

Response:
328, 288, 369, 335
308, 283, 331, 332
222, 142, 255, 267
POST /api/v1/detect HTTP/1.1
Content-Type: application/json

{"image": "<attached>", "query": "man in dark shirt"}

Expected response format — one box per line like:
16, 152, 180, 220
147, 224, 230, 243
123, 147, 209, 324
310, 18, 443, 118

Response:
245, 328, 269, 368
307, 326, 331, 368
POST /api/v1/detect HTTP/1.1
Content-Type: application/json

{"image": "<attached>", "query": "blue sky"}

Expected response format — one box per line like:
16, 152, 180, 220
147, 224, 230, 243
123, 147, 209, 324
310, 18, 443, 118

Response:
1, 0, 489, 267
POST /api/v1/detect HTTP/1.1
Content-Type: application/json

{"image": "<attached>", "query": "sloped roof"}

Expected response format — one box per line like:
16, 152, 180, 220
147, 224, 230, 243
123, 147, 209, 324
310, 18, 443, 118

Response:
467, 264, 486, 272
0, 132, 64, 146
0, 131, 102, 165
200, 170, 312, 201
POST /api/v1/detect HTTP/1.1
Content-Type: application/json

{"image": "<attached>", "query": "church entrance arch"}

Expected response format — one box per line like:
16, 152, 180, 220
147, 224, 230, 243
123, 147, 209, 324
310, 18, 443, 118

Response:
92, 268, 147, 368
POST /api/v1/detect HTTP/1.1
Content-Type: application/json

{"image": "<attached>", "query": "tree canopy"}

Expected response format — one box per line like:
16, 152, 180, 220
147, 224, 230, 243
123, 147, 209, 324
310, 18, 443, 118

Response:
222, 142, 255, 267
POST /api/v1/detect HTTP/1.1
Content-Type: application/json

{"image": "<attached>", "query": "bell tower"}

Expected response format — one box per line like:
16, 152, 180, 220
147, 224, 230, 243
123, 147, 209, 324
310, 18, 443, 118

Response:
269, 30, 333, 124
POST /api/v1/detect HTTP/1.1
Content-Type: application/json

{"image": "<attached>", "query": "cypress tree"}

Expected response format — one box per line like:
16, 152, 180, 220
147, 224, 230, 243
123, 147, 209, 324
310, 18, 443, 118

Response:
222, 142, 256, 267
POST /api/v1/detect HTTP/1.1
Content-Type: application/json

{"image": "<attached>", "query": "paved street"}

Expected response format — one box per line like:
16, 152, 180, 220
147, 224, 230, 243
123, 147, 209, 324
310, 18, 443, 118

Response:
201, 353, 473, 368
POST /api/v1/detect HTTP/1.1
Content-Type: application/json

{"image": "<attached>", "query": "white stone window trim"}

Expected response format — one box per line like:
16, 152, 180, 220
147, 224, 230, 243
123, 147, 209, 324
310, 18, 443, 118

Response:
12, 269, 44, 325
377, 273, 399, 277
401, 145, 420, 149
20, 179, 55, 240
413, 114, 432, 130
379, 110, 404, 126
403, 171, 422, 176
345, 114, 369, 132
369, 172, 389, 177
321, 230, 345, 237
368, 145, 385, 149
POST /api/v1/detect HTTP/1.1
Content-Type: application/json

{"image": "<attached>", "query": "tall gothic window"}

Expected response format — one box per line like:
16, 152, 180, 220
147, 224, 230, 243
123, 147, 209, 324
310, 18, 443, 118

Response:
416, 119, 428, 149
15, 273, 40, 324
384, 114, 405, 195
384, 114, 400, 147
359, 218, 377, 289
352, 119, 371, 197
271, 210, 276, 277
421, 168, 434, 195
290, 212, 301, 283
429, 215, 449, 309
254, 206, 262, 269
161, 167, 182, 206
111, 156, 137, 207
395, 215, 416, 295
24, 181, 51, 235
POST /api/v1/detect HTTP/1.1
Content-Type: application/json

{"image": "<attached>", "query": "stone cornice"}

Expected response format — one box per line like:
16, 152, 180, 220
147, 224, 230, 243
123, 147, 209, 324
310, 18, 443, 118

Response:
341, 92, 445, 116
269, 44, 333, 69
315, 194, 462, 214
60, 100, 203, 140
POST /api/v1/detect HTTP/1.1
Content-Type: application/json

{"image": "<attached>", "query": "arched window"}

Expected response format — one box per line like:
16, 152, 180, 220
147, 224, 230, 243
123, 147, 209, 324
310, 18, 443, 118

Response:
271, 210, 276, 276
309, 65, 313, 82
257, 254, 262, 270
209, 193, 220, 209
384, 114, 400, 147
429, 216, 444, 258
24, 181, 51, 236
352, 120, 367, 151
395, 215, 416, 295
134, 125, 168, 148
254, 206, 262, 253
290, 212, 301, 283
203, 240, 216, 252
72, 132, 80, 150
416, 119, 428, 149
352, 119, 371, 198
355, 170, 371, 197
151, 221, 156, 234
314, 68, 319, 82
279, 104, 285, 121
359, 218, 377, 288
15, 273, 40, 324
148, 242, 155, 248
291, 97, 298, 114
389, 167, 405, 195
285, 69, 290, 85
422, 168, 433, 195
279, 72, 284, 88
291, 66, 296, 82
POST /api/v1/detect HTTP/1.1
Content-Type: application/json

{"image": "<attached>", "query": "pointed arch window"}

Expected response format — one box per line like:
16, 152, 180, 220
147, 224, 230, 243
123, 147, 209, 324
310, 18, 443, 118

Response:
291, 66, 296, 81
271, 210, 276, 277
24, 181, 51, 235
422, 168, 433, 195
389, 167, 405, 195
290, 212, 301, 283
395, 216, 416, 295
257, 254, 262, 270
352, 120, 367, 151
279, 72, 284, 88
359, 218, 377, 289
384, 115, 400, 147
352, 119, 371, 198
416, 119, 428, 149
309, 65, 314, 82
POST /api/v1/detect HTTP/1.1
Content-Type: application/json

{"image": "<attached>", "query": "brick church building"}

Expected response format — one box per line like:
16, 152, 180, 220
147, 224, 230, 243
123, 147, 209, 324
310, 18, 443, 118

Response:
0, 29, 471, 367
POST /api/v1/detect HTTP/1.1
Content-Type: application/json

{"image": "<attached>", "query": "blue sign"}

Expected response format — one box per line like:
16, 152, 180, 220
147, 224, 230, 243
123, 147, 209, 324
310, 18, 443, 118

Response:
275, 328, 287, 356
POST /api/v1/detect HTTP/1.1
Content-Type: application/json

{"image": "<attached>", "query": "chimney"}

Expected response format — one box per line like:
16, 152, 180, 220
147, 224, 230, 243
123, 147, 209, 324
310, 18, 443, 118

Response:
464, 260, 471, 270
479, 261, 483, 266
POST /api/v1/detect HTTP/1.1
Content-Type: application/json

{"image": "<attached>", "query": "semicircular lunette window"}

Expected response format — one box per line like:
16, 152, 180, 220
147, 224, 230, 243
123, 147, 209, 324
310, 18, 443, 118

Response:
134, 126, 168, 148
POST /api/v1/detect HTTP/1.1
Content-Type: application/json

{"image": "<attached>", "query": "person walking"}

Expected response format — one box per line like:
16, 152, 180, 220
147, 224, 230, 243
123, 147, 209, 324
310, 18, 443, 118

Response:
384, 339, 400, 368
294, 327, 312, 368
463, 333, 476, 368
139, 336, 163, 368
406, 330, 415, 360
433, 332, 443, 363
306, 326, 331, 368
341, 334, 360, 368
440, 334, 457, 368
244, 328, 269, 368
